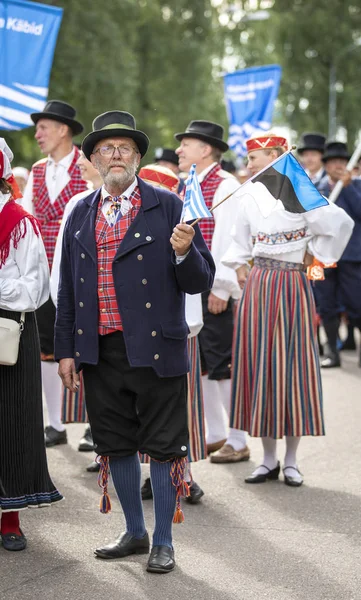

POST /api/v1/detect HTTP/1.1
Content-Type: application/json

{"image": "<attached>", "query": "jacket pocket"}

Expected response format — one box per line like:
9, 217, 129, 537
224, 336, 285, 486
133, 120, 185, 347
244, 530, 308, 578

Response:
161, 321, 189, 340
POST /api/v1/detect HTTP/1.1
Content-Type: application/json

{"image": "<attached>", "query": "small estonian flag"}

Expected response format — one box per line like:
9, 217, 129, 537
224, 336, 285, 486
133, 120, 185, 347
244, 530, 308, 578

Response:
245, 152, 329, 218
180, 164, 213, 222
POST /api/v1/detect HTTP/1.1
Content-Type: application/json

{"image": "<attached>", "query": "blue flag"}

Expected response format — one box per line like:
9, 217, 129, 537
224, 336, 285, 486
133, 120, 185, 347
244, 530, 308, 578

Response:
0, 0, 63, 130
224, 65, 282, 158
244, 152, 329, 218
180, 164, 213, 222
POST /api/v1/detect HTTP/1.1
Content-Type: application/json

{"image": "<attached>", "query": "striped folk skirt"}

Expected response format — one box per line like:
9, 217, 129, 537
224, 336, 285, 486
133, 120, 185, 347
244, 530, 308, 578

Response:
62, 371, 87, 424
142, 335, 207, 464
0, 309, 63, 511
230, 258, 325, 439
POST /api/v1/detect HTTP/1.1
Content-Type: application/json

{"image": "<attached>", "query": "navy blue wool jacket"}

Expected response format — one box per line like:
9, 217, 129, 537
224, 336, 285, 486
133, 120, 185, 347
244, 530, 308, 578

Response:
317, 176, 361, 262
54, 177, 215, 377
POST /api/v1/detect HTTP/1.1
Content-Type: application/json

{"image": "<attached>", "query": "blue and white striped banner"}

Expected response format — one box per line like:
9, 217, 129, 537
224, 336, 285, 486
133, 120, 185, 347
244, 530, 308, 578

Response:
180, 163, 213, 222
224, 65, 282, 158
0, 0, 63, 131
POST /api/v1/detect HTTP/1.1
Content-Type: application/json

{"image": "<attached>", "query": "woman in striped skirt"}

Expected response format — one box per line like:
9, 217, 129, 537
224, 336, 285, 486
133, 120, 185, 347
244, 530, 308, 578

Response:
0, 140, 62, 551
221, 133, 354, 487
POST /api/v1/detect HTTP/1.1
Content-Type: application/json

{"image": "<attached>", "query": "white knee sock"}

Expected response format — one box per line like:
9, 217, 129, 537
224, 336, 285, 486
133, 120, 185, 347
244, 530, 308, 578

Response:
202, 376, 228, 444
284, 436, 301, 477
184, 462, 192, 483
252, 437, 278, 475
218, 379, 248, 450
41, 361, 65, 432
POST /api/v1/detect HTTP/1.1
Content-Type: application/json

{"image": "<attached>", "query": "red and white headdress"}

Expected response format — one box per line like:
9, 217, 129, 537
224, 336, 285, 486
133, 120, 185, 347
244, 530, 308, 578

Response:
139, 163, 179, 193
0, 138, 22, 199
246, 133, 288, 153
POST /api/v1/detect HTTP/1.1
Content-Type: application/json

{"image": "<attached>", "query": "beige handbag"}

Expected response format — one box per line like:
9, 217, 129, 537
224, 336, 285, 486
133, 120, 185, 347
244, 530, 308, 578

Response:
0, 312, 25, 366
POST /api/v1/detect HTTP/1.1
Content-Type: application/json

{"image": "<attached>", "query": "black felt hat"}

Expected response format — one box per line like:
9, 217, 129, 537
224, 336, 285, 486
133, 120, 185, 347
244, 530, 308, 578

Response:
298, 132, 326, 154
322, 141, 351, 162
31, 100, 84, 136
82, 111, 149, 160
154, 148, 179, 166
175, 120, 229, 153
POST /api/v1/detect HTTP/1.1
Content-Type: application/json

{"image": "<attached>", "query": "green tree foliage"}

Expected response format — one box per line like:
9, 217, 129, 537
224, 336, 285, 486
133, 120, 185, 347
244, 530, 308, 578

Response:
6, 0, 227, 166
216, 0, 361, 145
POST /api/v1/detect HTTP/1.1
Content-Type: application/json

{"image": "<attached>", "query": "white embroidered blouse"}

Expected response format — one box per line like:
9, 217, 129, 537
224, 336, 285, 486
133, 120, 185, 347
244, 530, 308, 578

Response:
222, 192, 355, 269
0, 193, 50, 312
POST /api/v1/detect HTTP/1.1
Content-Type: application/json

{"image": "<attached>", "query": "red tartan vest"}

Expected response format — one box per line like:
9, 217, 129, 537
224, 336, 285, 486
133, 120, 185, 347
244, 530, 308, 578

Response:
32, 146, 87, 269
199, 163, 223, 250
95, 186, 142, 335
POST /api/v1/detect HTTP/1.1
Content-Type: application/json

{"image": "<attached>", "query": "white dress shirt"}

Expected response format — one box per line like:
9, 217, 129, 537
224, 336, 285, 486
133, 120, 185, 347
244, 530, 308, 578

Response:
51, 185, 94, 305
0, 194, 50, 311
198, 163, 242, 302
21, 148, 76, 215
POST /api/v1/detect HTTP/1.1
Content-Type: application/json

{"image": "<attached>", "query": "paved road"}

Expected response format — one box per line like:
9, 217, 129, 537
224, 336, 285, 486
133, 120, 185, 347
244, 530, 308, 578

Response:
1, 346, 360, 600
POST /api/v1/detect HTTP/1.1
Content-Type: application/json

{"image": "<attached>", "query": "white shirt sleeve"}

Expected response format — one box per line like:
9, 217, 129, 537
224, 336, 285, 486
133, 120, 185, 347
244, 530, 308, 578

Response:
0, 220, 50, 311
221, 194, 253, 270
210, 176, 242, 301
306, 202, 355, 264
19, 171, 34, 214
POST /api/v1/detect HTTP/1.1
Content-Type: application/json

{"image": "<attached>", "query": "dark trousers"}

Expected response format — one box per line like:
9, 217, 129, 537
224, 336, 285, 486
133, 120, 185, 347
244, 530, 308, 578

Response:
36, 297, 56, 356
82, 331, 189, 461
198, 291, 234, 380
314, 261, 361, 324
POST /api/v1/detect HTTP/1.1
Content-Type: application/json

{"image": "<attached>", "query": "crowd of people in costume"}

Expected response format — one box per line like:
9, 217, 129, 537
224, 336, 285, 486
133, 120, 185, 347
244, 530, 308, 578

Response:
0, 100, 359, 574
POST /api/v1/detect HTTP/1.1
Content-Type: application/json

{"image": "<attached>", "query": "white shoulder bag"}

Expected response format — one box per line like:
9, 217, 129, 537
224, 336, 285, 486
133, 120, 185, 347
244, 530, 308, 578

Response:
0, 312, 25, 366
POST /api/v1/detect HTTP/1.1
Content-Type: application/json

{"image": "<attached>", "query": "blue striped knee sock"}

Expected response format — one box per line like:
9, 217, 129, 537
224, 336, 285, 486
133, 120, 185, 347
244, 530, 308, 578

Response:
150, 460, 177, 549
110, 454, 146, 539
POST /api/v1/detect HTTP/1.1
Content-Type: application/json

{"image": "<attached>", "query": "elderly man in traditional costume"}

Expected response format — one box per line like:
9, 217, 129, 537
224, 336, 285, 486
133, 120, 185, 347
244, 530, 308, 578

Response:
0, 139, 62, 552
55, 111, 215, 574
22, 100, 87, 448
221, 133, 354, 487
175, 120, 250, 464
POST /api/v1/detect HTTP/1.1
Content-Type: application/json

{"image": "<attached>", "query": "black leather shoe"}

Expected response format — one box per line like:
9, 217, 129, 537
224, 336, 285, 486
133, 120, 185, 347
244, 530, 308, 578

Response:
321, 356, 341, 368
95, 531, 149, 559
245, 461, 280, 484
141, 477, 153, 500
1, 530, 27, 551
283, 466, 303, 487
146, 545, 175, 573
45, 426, 67, 447
185, 481, 204, 504
86, 460, 100, 473
78, 426, 94, 452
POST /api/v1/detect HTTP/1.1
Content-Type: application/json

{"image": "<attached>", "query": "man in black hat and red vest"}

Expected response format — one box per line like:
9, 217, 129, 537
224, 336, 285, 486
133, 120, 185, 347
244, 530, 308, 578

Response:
314, 141, 361, 368
54, 110, 215, 573
22, 100, 87, 447
297, 132, 326, 186
175, 120, 250, 464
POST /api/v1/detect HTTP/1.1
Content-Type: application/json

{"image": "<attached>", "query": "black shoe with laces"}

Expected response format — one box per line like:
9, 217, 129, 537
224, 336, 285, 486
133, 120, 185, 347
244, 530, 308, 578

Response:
185, 480, 204, 504
78, 425, 94, 452
44, 426, 67, 448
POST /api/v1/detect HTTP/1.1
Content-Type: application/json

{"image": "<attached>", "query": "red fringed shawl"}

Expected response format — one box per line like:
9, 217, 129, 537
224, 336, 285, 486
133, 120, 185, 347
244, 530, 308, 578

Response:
0, 199, 40, 268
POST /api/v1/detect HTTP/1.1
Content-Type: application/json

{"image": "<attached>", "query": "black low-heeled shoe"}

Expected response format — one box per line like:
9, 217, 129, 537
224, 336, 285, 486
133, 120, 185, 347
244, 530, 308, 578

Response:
283, 466, 303, 487
1, 529, 27, 551
245, 461, 280, 484
185, 480, 204, 504
94, 531, 149, 559
141, 477, 153, 500
147, 545, 175, 574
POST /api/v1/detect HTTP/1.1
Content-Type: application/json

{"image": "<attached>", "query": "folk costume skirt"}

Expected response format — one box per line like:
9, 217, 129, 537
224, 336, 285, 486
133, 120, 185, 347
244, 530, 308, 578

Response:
0, 309, 63, 512
230, 258, 325, 439
141, 336, 207, 464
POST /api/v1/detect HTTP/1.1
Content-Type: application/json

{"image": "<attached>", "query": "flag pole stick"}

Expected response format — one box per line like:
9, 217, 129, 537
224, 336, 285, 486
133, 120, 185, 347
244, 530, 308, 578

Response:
328, 139, 361, 203
189, 145, 297, 227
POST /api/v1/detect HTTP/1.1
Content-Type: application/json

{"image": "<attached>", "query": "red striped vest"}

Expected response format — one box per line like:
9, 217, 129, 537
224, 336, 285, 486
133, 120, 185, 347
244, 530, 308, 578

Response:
95, 186, 142, 334
199, 163, 223, 250
32, 146, 87, 269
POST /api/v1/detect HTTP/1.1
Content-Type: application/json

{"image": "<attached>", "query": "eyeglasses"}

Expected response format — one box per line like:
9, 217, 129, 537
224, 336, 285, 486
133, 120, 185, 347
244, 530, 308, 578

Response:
93, 144, 138, 158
